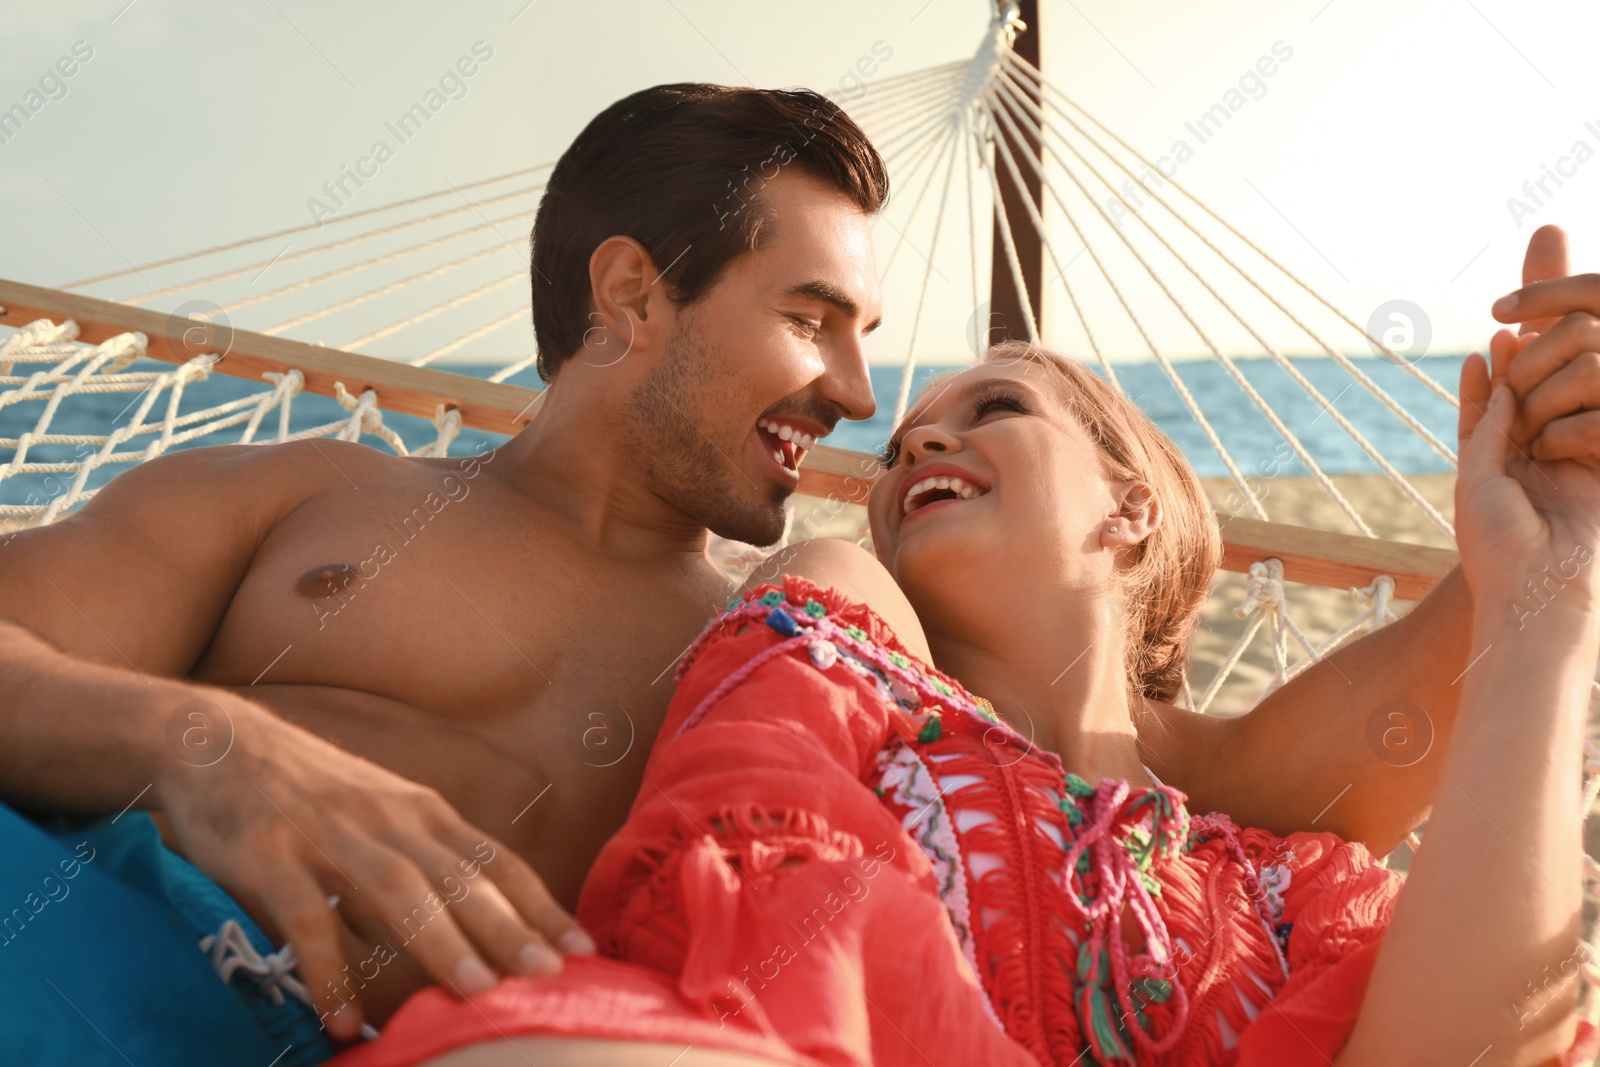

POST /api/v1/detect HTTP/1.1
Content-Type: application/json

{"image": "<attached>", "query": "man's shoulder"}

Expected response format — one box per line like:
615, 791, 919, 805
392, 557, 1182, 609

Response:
1137, 697, 1234, 746
1135, 695, 1235, 800
151, 438, 424, 492
71, 439, 431, 543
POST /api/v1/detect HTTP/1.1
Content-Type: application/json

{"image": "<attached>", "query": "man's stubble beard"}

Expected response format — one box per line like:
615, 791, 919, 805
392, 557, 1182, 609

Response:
623, 312, 790, 547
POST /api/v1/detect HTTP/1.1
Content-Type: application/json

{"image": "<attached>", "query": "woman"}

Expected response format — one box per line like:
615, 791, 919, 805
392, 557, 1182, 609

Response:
334, 340, 1600, 1065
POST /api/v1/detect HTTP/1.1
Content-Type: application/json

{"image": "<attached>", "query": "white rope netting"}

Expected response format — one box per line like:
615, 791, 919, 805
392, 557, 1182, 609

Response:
0, 319, 461, 525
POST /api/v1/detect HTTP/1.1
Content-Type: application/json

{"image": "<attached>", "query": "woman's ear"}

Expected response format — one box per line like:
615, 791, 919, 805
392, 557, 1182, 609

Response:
1101, 480, 1161, 551
581, 236, 666, 368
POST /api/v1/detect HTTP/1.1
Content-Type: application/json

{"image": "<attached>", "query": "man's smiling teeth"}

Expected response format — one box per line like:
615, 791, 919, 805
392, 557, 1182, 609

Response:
903, 475, 985, 515
757, 418, 817, 450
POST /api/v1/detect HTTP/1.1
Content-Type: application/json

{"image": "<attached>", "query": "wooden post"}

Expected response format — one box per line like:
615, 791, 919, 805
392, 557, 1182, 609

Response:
987, 0, 1043, 346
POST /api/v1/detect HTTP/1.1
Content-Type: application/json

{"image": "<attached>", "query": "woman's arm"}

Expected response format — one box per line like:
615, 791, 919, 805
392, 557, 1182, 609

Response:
1340, 602, 1592, 1064
1337, 358, 1600, 1064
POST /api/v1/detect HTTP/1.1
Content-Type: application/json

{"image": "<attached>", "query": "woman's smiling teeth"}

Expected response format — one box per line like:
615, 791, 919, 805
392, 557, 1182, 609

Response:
902, 474, 986, 515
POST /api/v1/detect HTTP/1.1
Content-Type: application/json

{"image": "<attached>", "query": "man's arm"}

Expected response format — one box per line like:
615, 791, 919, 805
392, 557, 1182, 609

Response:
0, 443, 282, 807
0, 442, 587, 1039
1144, 562, 1472, 856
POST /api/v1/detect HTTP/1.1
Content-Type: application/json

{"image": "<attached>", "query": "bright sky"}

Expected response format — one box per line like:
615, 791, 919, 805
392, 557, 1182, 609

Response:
1, 0, 1596, 365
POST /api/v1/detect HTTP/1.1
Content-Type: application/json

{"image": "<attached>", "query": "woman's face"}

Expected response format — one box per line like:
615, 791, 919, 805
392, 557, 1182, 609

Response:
867, 360, 1128, 600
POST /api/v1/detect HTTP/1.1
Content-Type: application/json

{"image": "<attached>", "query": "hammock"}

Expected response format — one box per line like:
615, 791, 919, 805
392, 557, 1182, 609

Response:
2, 0, 1598, 1024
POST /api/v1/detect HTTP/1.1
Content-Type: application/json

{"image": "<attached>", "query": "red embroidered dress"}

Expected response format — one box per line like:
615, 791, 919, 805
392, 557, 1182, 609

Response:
335, 577, 1599, 1067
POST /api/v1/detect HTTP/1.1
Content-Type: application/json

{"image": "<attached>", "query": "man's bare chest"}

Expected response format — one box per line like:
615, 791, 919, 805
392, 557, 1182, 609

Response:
189, 469, 734, 734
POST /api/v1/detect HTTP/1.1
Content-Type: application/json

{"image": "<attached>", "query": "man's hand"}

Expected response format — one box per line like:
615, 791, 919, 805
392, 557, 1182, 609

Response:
1489, 225, 1600, 466
154, 695, 594, 1041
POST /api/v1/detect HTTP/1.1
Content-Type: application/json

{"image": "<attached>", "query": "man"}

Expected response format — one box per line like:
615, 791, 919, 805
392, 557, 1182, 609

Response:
0, 84, 886, 1065
0, 79, 1592, 1063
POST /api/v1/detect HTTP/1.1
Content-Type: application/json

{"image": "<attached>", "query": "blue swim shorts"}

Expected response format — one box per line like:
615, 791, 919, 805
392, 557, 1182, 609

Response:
0, 799, 333, 1066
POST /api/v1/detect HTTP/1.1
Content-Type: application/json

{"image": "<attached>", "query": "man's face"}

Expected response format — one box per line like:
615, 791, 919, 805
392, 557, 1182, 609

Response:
624, 169, 882, 547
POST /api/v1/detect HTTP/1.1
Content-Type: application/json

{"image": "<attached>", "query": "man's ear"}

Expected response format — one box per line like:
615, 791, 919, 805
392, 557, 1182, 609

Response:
583, 236, 666, 367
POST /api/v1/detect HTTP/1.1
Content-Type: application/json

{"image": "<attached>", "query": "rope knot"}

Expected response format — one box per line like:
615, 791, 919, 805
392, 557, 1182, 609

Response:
262, 367, 305, 398
8, 317, 79, 352
172, 352, 219, 385
99, 332, 149, 373
431, 402, 461, 438
1350, 574, 1398, 631
334, 382, 387, 437
1233, 558, 1285, 619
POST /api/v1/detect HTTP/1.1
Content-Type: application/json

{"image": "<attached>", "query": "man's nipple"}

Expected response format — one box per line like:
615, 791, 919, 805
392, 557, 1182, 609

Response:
296, 563, 359, 598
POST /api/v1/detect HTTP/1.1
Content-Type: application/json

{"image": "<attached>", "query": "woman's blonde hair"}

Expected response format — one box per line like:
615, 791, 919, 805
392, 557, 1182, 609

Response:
977, 342, 1222, 703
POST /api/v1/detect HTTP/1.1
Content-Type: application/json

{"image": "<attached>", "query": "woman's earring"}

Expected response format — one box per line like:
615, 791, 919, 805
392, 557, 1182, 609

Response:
1109, 524, 1118, 534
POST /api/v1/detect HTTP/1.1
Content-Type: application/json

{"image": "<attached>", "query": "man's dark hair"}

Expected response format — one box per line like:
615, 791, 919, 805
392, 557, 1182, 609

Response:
529, 83, 889, 381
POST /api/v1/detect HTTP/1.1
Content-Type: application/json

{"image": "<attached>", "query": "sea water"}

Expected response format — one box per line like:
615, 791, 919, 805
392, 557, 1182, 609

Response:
0, 355, 1464, 507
